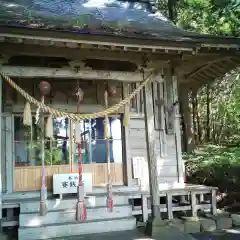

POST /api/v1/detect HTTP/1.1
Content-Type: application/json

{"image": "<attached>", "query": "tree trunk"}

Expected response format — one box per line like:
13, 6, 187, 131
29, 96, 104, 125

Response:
195, 94, 202, 143
206, 85, 211, 142
192, 90, 198, 145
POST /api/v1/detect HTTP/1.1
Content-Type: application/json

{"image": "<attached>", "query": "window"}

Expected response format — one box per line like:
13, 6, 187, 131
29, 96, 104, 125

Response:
14, 116, 70, 166
72, 116, 123, 164
14, 115, 123, 166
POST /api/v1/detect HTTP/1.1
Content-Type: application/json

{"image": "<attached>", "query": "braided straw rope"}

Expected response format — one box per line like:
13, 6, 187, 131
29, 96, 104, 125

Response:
0, 71, 153, 121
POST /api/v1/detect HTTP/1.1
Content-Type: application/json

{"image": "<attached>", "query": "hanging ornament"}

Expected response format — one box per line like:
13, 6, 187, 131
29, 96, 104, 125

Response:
23, 102, 32, 126
76, 86, 84, 104
107, 84, 117, 97
45, 115, 53, 138
39, 81, 51, 96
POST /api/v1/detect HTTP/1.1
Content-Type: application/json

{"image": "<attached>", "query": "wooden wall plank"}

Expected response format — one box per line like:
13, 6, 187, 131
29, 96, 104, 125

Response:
14, 163, 123, 192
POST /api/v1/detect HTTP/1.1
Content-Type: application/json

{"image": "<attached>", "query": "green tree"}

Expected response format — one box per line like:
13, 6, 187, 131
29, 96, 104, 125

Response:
176, 0, 240, 36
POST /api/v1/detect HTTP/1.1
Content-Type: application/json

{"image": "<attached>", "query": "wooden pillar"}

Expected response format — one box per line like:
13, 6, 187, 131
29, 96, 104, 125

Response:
123, 84, 132, 187
179, 85, 194, 153
0, 71, 2, 226
5, 115, 13, 193
172, 75, 184, 183
143, 74, 161, 218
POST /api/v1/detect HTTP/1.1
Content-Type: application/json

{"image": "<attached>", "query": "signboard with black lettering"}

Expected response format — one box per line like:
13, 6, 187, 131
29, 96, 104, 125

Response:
53, 173, 92, 195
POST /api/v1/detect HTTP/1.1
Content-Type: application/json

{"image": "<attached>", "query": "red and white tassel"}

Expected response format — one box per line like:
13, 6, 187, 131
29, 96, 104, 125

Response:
75, 120, 87, 221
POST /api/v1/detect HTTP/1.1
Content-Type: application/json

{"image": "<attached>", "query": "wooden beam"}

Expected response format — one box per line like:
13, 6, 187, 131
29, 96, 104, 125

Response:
1, 66, 147, 82
0, 33, 194, 53
185, 58, 228, 79
0, 43, 180, 64
143, 74, 161, 218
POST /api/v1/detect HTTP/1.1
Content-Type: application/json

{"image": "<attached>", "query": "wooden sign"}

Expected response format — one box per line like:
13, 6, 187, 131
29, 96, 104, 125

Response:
132, 156, 144, 179
53, 173, 92, 195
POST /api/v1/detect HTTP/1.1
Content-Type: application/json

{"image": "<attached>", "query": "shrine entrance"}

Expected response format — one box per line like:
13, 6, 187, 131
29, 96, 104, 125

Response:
1, 76, 126, 193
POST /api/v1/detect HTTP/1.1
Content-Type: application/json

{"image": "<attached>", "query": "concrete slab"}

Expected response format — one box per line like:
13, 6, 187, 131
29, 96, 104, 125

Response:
19, 217, 136, 240
199, 217, 216, 232
180, 217, 201, 233
20, 205, 132, 227
203, 212, 232, 230
48, 227, 196, 240
231, 214, 240, 227
212, 216, 232, 230
145, 218, 196, 239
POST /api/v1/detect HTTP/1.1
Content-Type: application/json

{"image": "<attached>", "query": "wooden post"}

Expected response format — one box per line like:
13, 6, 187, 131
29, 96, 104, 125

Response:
141, 194, 149, 222
6, 115, 13, 193
69, 119, 74, 171
179, 84, 194, 153
190, 191, 197, 217
211, 189, 217, 215
122, 84, 132, 186
143, 74, 161, 219
0, 71, 2, 228
172, 75, 184, 183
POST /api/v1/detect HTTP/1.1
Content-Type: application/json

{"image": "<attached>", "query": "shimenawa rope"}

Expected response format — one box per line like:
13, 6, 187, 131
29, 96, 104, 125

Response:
0, 71, 153, 120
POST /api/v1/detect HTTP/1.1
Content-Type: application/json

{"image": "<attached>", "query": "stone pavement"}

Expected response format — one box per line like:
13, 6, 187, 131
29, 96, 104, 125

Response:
2, 227, 240, 240
48, 230, 149, 240
192, 228, 240, 240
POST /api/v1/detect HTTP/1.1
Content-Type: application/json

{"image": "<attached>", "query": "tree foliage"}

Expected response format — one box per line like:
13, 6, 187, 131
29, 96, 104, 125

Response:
157, 0, 240, 202
160, 0, 240, 36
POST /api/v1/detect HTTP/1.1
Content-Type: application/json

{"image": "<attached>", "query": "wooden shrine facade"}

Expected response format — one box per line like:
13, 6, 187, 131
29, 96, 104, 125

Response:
0, 28, 239, 222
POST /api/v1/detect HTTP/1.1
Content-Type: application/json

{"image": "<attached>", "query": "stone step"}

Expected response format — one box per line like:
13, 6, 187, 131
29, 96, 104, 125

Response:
19, 216, 136, 240
20, 205, 132, 227
20, 195, 129, 213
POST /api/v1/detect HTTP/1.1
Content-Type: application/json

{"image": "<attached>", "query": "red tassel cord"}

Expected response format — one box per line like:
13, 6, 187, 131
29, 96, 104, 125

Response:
75, 89, 87, 221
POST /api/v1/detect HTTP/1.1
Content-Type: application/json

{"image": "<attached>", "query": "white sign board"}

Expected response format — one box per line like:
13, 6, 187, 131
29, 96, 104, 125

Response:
53, 173, 92, 195
132, 156, 144, 179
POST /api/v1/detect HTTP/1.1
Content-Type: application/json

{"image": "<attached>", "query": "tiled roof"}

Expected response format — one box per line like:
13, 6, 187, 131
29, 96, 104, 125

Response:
0, 0, 199, 40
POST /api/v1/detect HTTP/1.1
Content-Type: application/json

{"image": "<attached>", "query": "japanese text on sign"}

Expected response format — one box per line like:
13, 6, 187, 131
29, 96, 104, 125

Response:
53, 173, 92, 195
